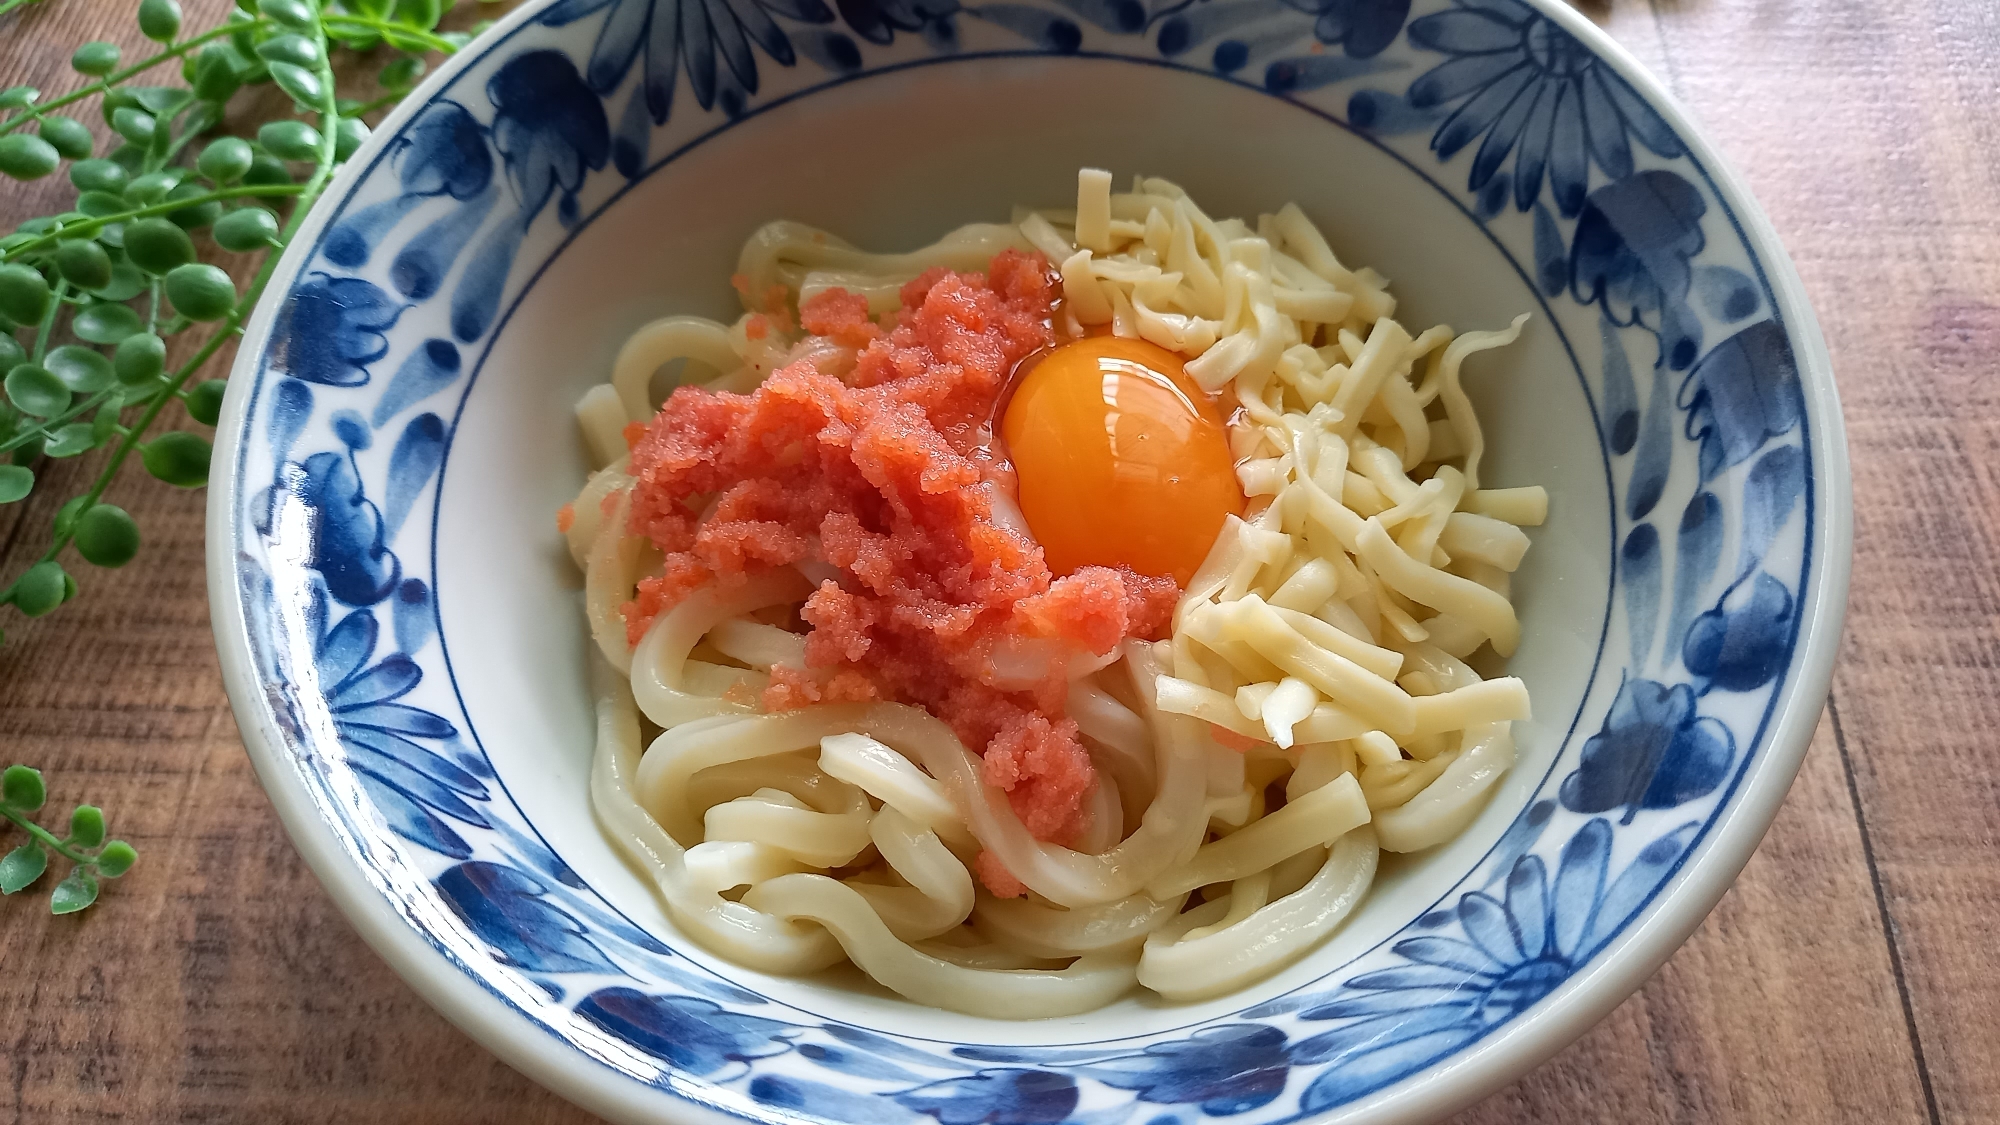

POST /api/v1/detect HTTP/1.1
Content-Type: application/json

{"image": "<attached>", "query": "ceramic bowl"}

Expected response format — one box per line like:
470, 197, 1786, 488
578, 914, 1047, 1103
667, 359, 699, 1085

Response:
207, 0, 1850, 1121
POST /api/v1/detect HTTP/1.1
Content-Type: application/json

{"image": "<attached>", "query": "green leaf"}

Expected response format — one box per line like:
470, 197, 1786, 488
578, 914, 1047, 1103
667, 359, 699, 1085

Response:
259, 0, 317, 29
5, 364, 69, 417
0, 87, 39, 111
10, 432, 44, 464
327, 117, 367, 163
123, 169, 183, 206
147, 111, 174, 162
128, 87, 193, 116
212, 207, 278, 252
92, 398, 122, 444
184, 379, 227, 426
0, 465, 31, 504
67, 805, 107, 848
44, 423, 97, 458
243, 153, 293, 188
196, 136, 253, 184
90, 260, 149, 303
268, 63, 325, 108
0, 334, 22, 371
257, 120, 320, 161
50, 869, 99, 914
227, 6, 259, 55
0, 135, 60, 182
393, 0, 442, 29
164, 183, 223, 232
0, 265, 52, 325
75, 506, 140, 567
107, 143, 146, 178
178, 100, 225, 145
256, 33, 321, 69
138, 0, 185, 43
55, 241, 114, 292
73, 302, 145, 345
116, 374, 166, 404
191, 43, 246, 103
378, 54, 425, 91
72, 42, 122, 77
95, 840, 137, 878
46, 345, 116, 393
53, 495, 88, 538
69, 159, 129, 194
100, 86, 140, 122
123, 218, 196, 274
118, 375, 169, 407
0, 842, 47, 894
110, 108, 157, 147
74, 190, 128, 218
1, 764, 47, 811
381, 27, 432, 53
332, 116, 370, 162
11, 560, 67, 612
140, 431, 210, 487
38, 116, 94, 161
163, 264, 236, 321
114, 333, 166, 384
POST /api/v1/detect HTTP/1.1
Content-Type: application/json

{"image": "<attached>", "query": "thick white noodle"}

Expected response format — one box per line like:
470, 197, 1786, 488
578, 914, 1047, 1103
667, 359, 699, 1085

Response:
1144, 773, 1371, 899
589, 663, 845, 972
570, 171, 1540, 1016
1138, 826, 1379, 1001
611, 315, 741, 420
582, 487, 640, 674
973, 890, 1186, 958
735, 220, 1031, 314
743, 874, 1140, 1017
629, 569, 812, 730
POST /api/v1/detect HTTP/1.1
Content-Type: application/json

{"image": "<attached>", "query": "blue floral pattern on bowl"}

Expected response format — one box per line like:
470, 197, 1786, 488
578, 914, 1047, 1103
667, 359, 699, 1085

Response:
216, 0, 1832, 1121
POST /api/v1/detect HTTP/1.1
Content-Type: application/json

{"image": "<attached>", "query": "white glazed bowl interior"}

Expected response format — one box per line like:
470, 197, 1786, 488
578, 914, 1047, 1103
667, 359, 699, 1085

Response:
454, 59, 1610, 1036
210, 2, 1848, 1122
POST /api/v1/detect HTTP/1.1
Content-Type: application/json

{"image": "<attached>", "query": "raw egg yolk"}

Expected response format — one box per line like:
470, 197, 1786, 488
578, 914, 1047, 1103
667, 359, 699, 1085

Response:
1001, 335, 1244, 585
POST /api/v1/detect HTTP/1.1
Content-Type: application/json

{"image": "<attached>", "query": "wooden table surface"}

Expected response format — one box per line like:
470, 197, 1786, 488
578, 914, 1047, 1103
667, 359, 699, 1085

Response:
1, 0, 1992, 1121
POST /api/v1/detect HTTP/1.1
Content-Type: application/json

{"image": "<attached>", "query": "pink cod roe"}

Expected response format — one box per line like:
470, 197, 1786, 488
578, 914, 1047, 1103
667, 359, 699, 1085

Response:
619, 252, 1178, 886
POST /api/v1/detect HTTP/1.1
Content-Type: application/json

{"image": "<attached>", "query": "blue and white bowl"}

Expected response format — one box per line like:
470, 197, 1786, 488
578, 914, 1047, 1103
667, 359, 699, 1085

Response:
207, 0, 1850, 1121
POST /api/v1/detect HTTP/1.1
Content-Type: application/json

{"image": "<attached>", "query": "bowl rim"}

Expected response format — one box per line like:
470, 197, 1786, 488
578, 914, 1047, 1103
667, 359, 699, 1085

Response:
205, 0, 1852, 1120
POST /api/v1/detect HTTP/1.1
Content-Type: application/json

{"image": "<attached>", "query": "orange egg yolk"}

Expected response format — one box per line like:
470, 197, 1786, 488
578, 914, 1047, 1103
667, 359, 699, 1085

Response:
1001, 335, 1245, 585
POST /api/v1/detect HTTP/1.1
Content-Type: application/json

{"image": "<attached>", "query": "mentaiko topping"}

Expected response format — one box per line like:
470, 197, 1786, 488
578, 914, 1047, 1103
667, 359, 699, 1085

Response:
621, 251, 1175, 846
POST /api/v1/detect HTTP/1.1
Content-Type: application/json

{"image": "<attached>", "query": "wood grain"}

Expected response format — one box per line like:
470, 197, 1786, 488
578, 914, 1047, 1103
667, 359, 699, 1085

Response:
0, 0, 1992, 1122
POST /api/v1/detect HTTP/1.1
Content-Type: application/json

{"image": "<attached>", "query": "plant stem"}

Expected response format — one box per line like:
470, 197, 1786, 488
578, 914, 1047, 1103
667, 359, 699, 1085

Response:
320, 15, 460, 54
0, 25, 252, 136
0, 20, 346, 600
0, 388, 117, 455
348, 91, 407, 118
0, 184, 306, 261
0, 805, 95, 867
30, 279, 65, 362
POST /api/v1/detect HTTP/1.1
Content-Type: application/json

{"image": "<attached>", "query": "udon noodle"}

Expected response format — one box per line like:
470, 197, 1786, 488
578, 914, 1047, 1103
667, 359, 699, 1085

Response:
563, 171, 1545, 1016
